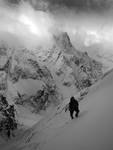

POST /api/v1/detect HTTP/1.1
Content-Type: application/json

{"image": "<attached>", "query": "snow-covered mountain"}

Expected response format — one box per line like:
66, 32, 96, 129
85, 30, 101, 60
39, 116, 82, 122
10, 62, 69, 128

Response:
0, 32, 103, 96
44, 32, 103, 91
0, 59, 113, 150
0, 31, 105, 126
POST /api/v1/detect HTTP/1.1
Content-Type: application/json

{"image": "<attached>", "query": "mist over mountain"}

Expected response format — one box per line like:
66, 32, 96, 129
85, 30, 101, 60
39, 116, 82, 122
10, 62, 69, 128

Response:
0, 0, 113, 119
1, 0, 113, 50
0, 30, 103, 114
0, 1, 113, 150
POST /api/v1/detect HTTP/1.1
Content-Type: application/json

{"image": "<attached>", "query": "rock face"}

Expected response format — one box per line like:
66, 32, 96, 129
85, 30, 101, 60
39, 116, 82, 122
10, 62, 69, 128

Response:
9, 49, 61, 112
0, 32, 103, 112
0, 46, 60, 112
42, 32, 103, 90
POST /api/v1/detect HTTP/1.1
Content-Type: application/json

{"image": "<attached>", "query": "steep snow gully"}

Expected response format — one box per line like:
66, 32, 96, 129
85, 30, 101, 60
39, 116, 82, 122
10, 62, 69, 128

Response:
1, 69, 113, 150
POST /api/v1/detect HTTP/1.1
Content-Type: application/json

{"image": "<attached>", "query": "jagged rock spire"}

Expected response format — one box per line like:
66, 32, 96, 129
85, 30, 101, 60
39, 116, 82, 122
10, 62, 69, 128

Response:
54, 32, 72, 51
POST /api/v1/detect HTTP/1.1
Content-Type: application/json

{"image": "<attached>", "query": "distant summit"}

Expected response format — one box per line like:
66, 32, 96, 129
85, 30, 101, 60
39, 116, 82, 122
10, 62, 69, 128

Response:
53, 32, 80, 56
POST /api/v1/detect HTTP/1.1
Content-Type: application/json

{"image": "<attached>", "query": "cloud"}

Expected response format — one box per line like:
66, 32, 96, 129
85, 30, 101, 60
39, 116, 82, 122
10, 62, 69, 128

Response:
0, 0, 113, 52
0, 1, 56, 49
27, 0, 113, 12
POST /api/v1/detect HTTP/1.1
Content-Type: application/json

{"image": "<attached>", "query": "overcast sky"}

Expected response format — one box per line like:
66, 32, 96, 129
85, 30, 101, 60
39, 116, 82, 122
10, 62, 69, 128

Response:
3, 0, 113, 12
0, 0, 113, 50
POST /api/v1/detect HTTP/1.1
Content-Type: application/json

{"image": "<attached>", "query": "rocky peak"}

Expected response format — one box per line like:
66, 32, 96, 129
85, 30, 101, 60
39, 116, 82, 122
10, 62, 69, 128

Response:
53, 32, 75, 54
54, 32, 72, 48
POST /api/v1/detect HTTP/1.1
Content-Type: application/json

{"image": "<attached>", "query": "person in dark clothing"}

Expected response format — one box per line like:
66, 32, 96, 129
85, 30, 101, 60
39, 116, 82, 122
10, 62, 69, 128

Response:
69, 96, 80, 119
7, 129, 11, 139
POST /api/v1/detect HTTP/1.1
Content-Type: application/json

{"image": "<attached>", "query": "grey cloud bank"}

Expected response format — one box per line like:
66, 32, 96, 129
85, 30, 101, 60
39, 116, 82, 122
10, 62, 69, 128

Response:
0, 0, 113, 51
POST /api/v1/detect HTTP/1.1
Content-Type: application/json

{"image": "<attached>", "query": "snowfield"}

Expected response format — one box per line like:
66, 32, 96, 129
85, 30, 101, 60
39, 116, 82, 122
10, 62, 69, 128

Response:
0, 68, 113, 150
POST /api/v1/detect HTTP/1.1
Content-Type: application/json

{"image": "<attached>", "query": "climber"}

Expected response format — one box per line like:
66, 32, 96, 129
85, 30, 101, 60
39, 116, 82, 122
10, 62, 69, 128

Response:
69, 96, 80, 119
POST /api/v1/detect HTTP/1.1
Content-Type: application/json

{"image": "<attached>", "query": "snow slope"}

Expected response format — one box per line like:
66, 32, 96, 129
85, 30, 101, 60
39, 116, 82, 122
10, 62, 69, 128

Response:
43, 70, 113, 150
42, 73, 113, 150
1, 68, 113, 150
